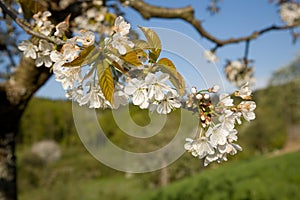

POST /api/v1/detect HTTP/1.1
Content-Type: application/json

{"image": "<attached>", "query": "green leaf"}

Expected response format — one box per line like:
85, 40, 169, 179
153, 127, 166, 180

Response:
138, 27, 161, 62
63, 45, 99, 67
97, 60, 114, 104
157, 58, 186, 96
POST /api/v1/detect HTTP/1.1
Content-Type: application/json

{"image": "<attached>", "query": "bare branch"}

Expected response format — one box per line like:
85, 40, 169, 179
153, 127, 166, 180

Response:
0, 72, 10, 79
124, 0, 299, 47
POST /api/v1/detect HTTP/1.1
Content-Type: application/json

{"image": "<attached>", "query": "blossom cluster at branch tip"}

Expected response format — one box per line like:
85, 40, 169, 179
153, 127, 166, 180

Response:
280, 2, 300, 26
224, 60, 255, 87
184, 83, 256, 166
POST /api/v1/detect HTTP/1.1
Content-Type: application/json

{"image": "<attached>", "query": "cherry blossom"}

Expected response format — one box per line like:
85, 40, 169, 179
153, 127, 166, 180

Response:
280, 2, 300, 26
18, 40, 38, 59
114, 16, 131, 36
203, 50, 219, 63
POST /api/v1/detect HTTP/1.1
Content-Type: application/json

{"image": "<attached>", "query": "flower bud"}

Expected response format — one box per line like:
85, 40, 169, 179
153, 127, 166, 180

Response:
211, 85, 220, 93
191, 87, 197, 94
204, 93, 210, 100
196, 94, 202, 100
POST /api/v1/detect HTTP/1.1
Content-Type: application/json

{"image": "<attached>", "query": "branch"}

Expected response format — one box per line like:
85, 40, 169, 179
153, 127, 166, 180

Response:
4, 56, 52, 106
0, 72, 10, 79
0, 0, 65, 45
124, 0, 299, 47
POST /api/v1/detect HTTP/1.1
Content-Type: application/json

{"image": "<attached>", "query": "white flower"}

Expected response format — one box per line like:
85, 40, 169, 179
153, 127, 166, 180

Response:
39, 40, 54, 53
35, 52, 52, 67
124, 78, 149, 108
235, 82, 252, 100
33, 11, 51, 27
50, 43, 79, 68
54, 67, 81, 90
219, 93, 233, 107
66, 86, 84, 102
227, 129, 238, 143
184, 137, 215, 158
146, 73, 171, 101
54, 20, 69, 37
39, 21, 54, 36
79, 85, 111, 109
206, 124, 229, 146
226, 143, 242, 155
204, 149, 224, 166
218, 110, 235, 131
77, 30, 95, 47
114, 83, 129, 109
50, 50, 66, 68
35, 40, 54, 67
280, 2, 300, 26
18, 40, 38, 59
109, 33, 134, 55
238, 101, 256, 121
155, 91, 181, 114
114, 16, 131, 36
203, 50, 219, 63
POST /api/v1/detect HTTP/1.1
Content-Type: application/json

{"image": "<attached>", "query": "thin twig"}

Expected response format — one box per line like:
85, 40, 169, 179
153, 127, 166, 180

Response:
124, 0, 300, 46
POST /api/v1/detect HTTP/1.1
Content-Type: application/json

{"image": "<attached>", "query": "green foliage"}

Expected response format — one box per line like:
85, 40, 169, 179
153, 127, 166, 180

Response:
238, 81, 300, 154
18, 98, 78, 146
144, 151, 300, 200
269, 56, 300, 85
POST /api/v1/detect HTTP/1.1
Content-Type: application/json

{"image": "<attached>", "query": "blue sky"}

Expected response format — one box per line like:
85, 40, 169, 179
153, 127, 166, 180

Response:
35, 0, 300, 99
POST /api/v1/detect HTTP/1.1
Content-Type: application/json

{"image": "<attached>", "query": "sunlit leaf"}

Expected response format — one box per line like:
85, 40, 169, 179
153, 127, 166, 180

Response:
63, 45, 99, 67
97, 60, 114, 104
120, 48, 144, 66
105, 13, 117, 26
138, 27, 161, 62
157, 58, 186, 96
133, 39, 151, 50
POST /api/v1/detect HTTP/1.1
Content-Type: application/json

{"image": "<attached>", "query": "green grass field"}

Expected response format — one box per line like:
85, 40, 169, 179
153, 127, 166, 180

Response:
144, 151, 300, 200
19, 145, 300, 200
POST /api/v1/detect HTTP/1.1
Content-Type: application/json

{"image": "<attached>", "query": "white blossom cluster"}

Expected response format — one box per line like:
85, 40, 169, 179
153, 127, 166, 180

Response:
17, 13, 180, 114
184, 83, 256, 166
224, 60, 255, 87
17, 11, 70, 67
280, 2, 300, 26
124, 73, 181, 114
73, 4, 113, 36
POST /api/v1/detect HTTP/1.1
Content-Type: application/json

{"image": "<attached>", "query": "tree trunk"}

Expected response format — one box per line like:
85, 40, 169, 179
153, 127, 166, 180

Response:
0, 56, 52, 200
0, 131, 18, 200
0, 92, 22, 200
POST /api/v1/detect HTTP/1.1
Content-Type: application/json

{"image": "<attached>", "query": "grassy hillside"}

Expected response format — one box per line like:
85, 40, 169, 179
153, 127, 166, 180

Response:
18, 147, 300, 200
143, 150, 300, 200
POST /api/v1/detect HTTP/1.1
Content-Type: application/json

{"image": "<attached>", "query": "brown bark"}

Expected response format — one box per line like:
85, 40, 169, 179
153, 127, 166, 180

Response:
0, 0, 93, 198
0, 56, 52, 200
